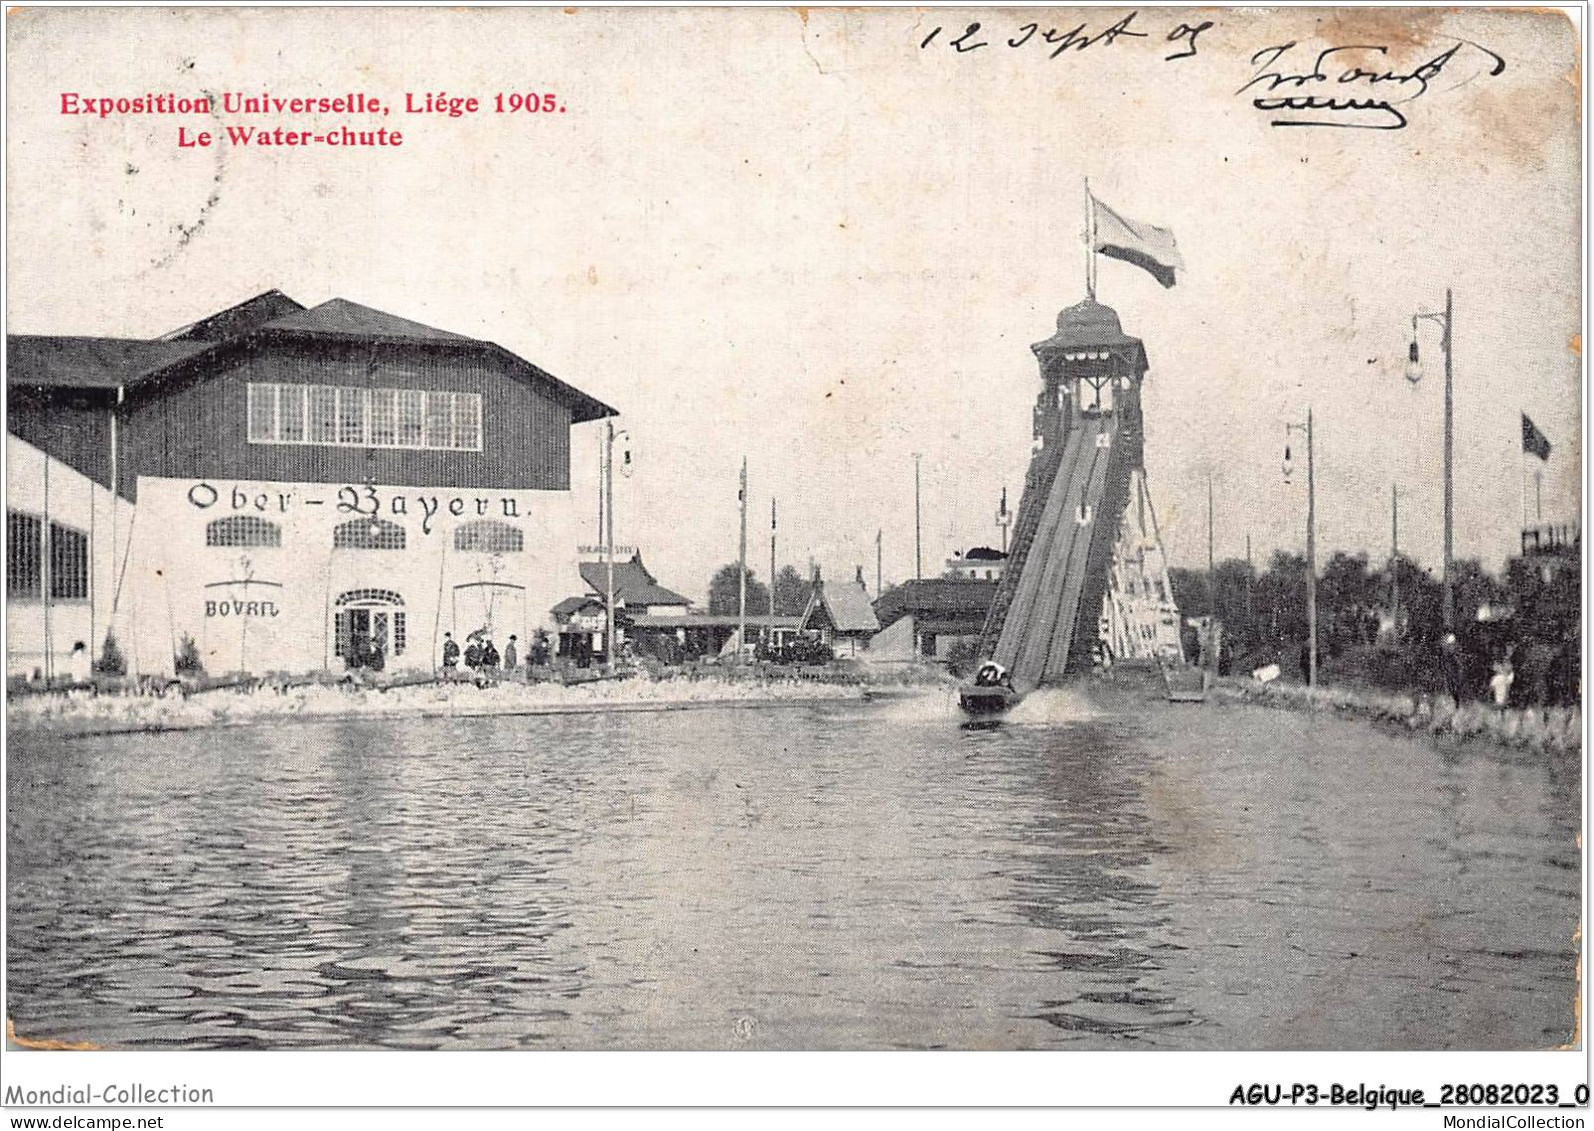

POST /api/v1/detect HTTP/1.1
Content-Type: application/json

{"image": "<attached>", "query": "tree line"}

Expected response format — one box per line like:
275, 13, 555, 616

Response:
705, 563, 815, 617
1169, 549, 1580, 706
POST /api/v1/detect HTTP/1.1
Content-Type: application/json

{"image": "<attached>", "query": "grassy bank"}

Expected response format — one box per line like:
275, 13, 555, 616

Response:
7, 669, 882, 738
1209, 677, 1582, 754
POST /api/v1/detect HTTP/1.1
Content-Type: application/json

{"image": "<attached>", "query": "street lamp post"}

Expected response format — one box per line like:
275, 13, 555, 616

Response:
603, 421, 630, 674
913, 453, 923, 581
1406, 287, 1454, 632
1390, 482, 1402, 637
1284, 410, 1317, 688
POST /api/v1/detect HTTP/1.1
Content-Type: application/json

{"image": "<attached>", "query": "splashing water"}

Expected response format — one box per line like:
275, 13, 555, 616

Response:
1004, 685, 1104, 725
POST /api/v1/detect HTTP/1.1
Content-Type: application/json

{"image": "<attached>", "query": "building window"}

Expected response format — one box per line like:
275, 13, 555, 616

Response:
247, 382, 482, 451
309, 386, 338, 445
333, 517, 407, 551
454, 520, 524, 553
398, 389, 425, 447
248, 383, 276, 443
7, 513, 88, 602
206, 515, 282, 548
370, 389, 397, 446
279, 384, 307, 442
337, 387, 365, 445
424, 392, 451, 449
50, 524, 89, 600
8, 511, 42, 599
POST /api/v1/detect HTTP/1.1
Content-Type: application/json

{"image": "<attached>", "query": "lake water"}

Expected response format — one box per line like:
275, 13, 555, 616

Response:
6, 687, 1581, 1049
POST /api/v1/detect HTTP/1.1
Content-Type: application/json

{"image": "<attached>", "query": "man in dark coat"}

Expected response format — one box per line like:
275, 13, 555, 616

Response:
441, 632, 460, 670
464, 639, 483, 670
482, 638, 501, 672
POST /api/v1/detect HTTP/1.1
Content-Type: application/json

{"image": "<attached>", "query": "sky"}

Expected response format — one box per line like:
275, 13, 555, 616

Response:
6, 6, 1582, 604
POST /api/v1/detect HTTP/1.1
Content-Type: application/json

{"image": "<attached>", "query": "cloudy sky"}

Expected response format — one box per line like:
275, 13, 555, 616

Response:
7, 6, 1581, 602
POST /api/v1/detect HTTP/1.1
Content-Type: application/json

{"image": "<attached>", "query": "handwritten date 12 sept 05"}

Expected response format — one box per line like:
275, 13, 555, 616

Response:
919, 12, 1214, 63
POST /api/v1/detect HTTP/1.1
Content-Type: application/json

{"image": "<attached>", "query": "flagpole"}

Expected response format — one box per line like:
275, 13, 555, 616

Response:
768, 496, 776, 647
1520, 427, 1528, 529
1084, 177, 1096, 300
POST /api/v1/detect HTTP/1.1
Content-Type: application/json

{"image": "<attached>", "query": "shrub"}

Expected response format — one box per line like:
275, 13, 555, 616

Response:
95, 633, 127, 676
174, 633, 204, 676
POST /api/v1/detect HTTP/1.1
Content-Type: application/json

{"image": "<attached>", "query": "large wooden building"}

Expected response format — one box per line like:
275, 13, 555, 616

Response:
7, 290, 614, 679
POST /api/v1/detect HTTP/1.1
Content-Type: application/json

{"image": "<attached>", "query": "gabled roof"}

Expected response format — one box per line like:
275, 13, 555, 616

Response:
163, 289, 306, 341
263, 298, 471, 342
6, 335, 215, 391
802, 574, 880, 635
874, 578, 997, 631
578, 554, 691, 609
551, 595, 605, 618
8, 290, 617, 423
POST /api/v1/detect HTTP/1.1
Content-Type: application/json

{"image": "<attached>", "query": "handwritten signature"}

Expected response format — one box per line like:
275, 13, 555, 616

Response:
1238, 39, 1506, 129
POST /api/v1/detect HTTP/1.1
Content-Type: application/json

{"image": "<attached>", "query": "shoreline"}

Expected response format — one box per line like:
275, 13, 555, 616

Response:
1204, 676, 1582, 756
5, 673, 943, 741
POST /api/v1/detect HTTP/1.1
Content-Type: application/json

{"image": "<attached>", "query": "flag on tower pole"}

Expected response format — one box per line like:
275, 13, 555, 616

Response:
1522, 412, 1552, 461
1089, 190, 1185, 289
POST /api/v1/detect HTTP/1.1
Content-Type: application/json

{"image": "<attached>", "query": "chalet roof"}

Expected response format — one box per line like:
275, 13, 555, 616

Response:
551, 595, 604, 618
578, 554, 691, 609
874, 578, 997, 631
262, 298, 472, 342
802, 574, 880, 635
163, 289, 306, 341
7, 291, 617, 422
5, 335, 215, 391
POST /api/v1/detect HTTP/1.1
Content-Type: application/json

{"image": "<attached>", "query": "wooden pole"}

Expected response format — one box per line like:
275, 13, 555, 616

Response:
738, 457, 748, 660
605, 420, 616, 674
1306, 408, 1317, 688
1206, 473, 1215, 671
1441, 287, 1453, 633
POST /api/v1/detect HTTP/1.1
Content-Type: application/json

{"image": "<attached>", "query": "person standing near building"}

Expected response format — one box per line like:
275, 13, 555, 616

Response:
441, 632, 459, 671
503, 635, 518, 675
1489, 656, 1515, 710
67, 641, 93, 687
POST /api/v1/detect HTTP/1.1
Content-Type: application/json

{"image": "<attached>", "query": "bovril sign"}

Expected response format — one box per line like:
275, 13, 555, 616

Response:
205, 598, 282, 618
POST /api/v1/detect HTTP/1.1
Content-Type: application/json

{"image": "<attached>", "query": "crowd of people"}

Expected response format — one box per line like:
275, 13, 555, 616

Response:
439, 631, 530, 678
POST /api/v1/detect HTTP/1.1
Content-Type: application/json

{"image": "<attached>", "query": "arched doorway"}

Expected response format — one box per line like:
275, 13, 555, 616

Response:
334, 588, 406, 671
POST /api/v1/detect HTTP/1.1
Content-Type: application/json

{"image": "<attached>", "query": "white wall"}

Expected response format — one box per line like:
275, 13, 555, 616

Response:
123, 476, 580, 677
6, 436, 133, 680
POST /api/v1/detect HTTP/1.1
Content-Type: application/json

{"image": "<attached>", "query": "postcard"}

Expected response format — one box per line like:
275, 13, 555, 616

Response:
3, 2, 1584, 1117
